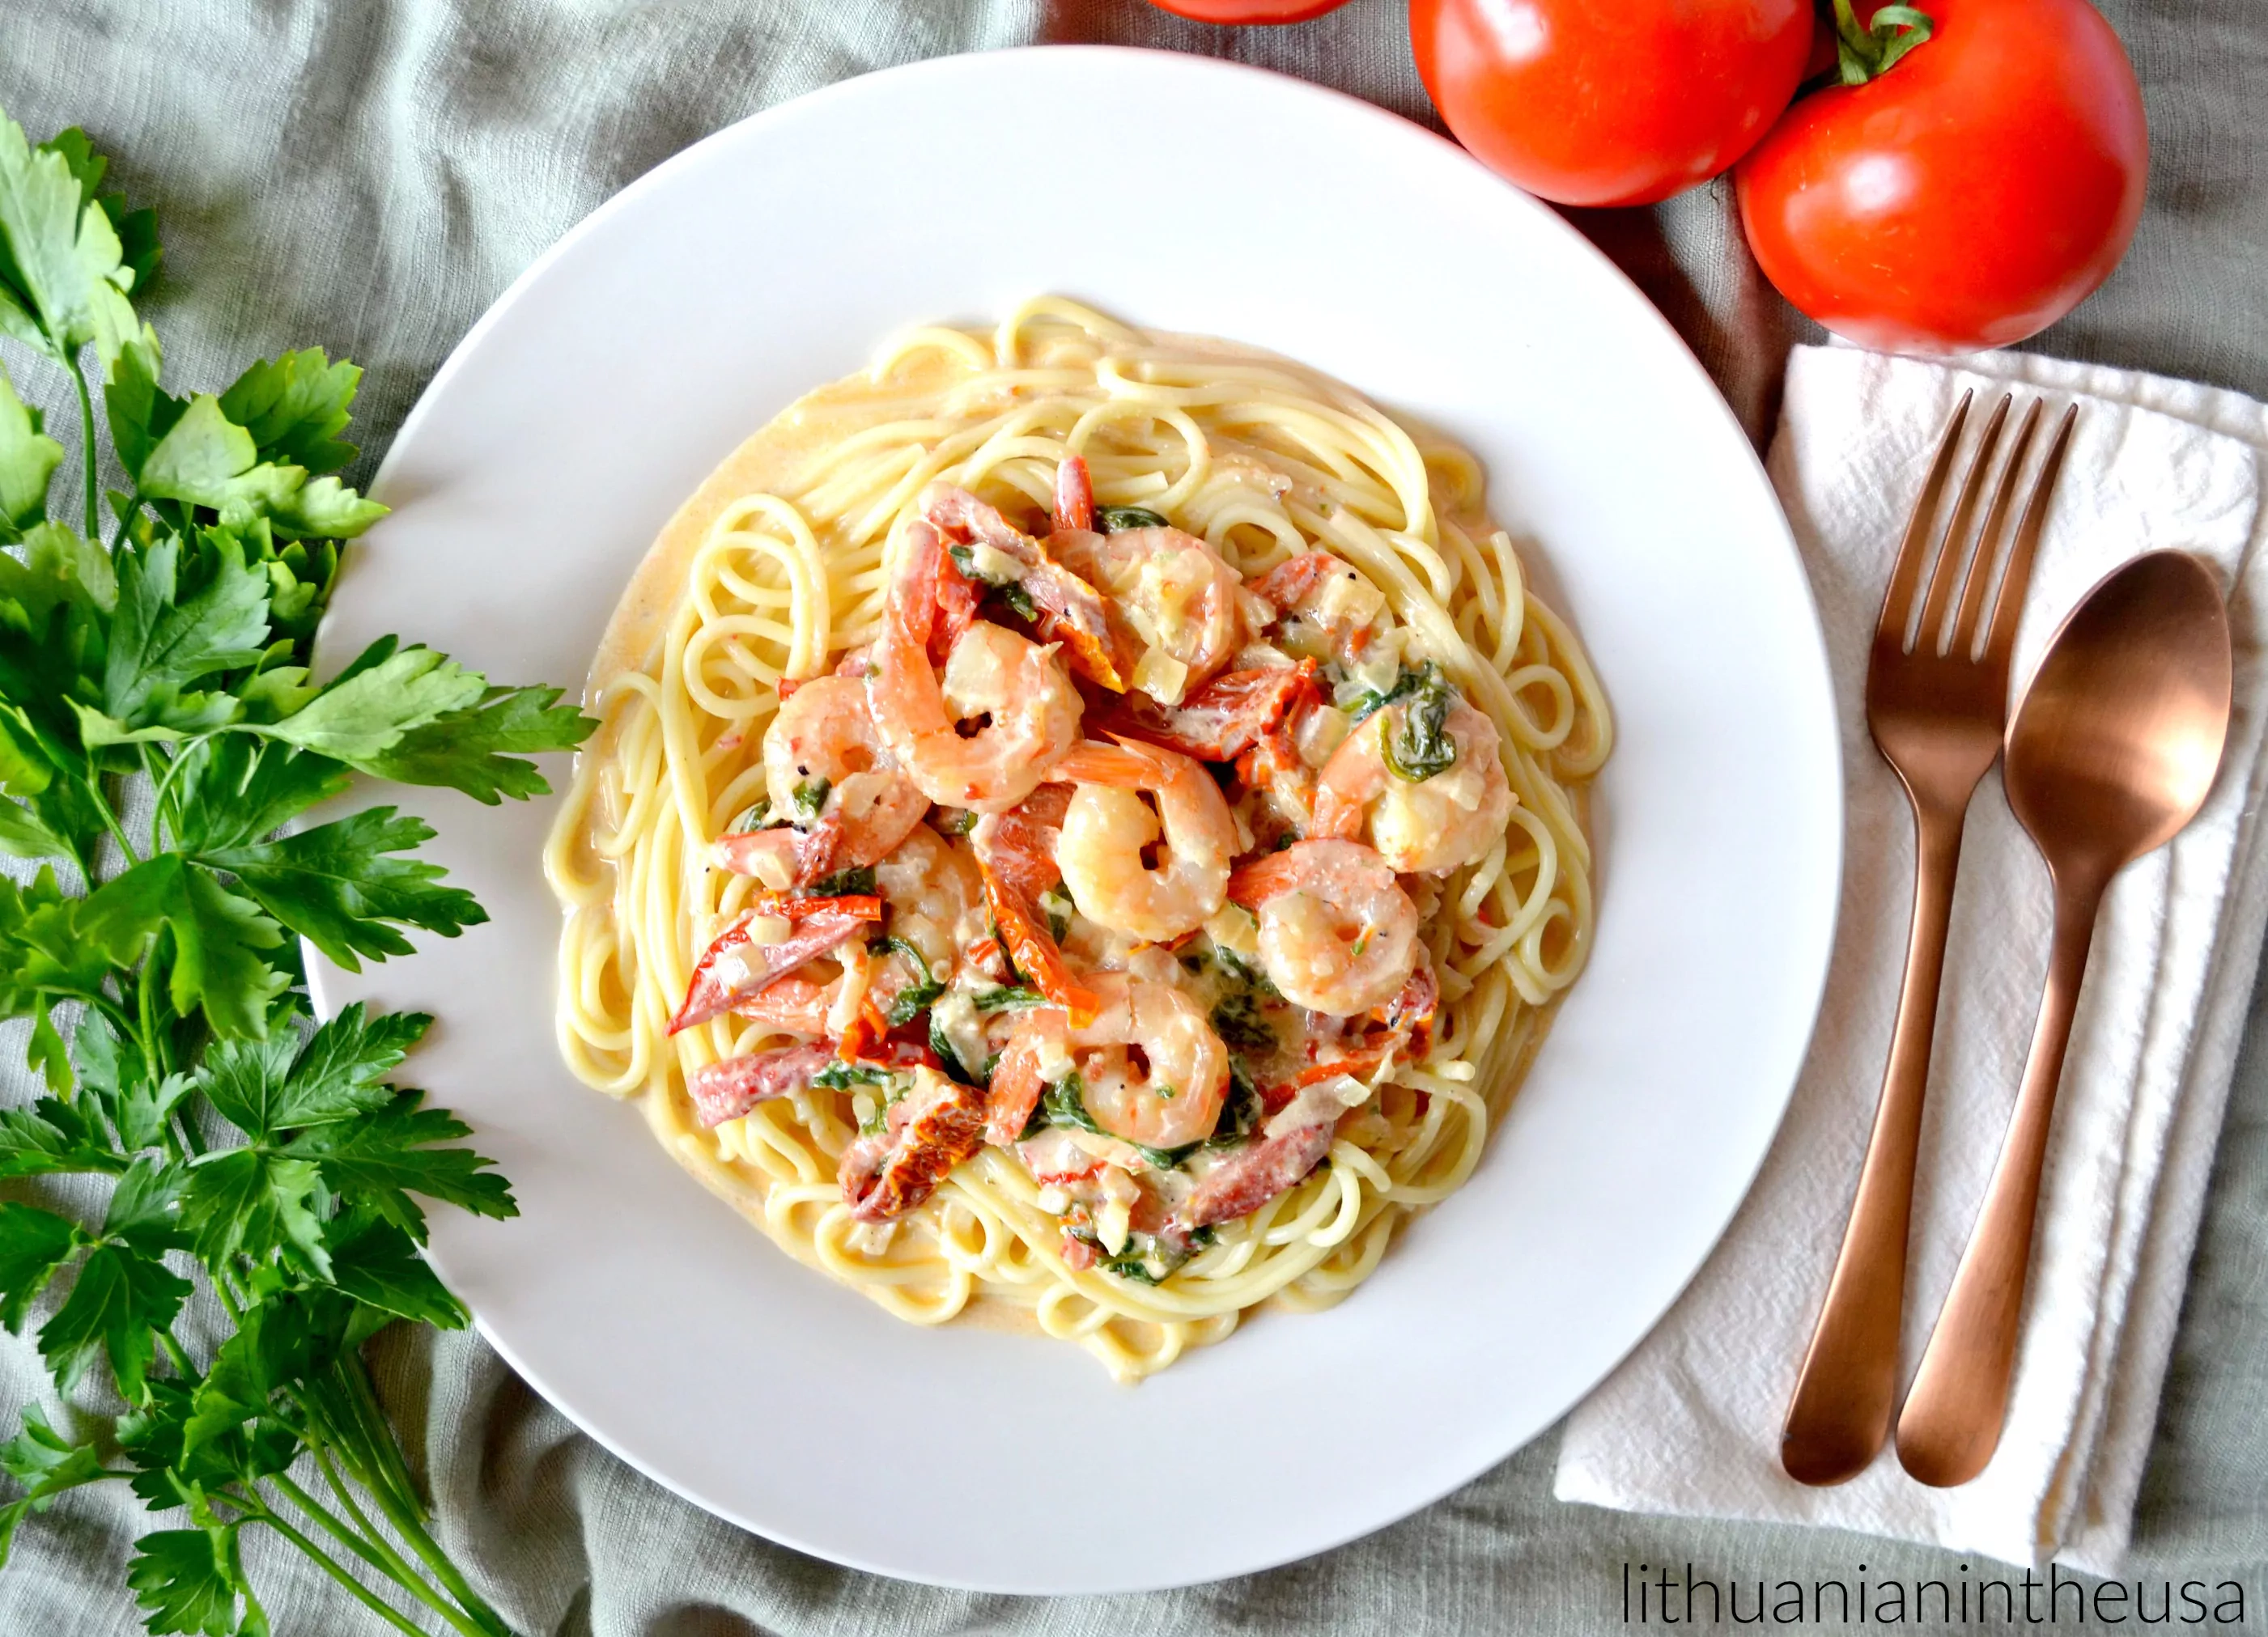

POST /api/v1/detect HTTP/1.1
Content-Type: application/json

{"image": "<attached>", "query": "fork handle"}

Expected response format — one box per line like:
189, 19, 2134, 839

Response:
1780, 797, 1967, 1486
1894, 868, 2105, 1486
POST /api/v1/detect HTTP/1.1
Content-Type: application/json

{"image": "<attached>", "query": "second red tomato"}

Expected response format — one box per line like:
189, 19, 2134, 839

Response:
1411, 0, 1814, 207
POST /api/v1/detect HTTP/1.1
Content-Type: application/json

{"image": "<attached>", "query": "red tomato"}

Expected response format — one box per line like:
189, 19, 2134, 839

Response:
1735, 0, 2147, 354
1410, 0, 1813, 207
1145, 0, 1349, 19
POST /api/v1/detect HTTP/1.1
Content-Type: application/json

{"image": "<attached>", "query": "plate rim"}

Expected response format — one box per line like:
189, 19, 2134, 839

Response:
320, 42, 1846, 1592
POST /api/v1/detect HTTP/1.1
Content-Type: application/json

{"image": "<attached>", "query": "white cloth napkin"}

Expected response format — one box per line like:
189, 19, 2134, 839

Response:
1554, 344, 2268, 1574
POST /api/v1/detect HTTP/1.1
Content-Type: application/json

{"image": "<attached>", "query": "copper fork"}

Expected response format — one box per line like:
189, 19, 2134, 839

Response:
1779, 391, 2079, 1486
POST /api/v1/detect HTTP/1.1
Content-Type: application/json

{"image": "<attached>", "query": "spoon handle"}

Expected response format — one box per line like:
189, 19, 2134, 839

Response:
1895, 872, 2104, 1487
1780, 800, 1966, 1486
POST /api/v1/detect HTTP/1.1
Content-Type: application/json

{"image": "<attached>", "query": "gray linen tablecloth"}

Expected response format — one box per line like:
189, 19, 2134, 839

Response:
2, 3, 2263, 1633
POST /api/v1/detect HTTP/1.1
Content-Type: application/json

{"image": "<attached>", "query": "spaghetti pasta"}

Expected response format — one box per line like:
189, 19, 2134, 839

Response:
544, 299, 1611, 1381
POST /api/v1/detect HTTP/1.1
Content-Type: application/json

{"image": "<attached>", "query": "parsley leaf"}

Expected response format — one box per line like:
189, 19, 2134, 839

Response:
0, 1096, 129, 1177
194, 1003, 422, 1139
214, 350, 361, 475
74, 1013, 191, 1153
40, 1240, 192, 1402
179, 1148, 328, 1279
284, 1095, 515, 1243
79, 855, 287, 1039
0, 1202, 85, 1330
197, 807, 486, 972
126, 1525, 248, 1637
251, 638, 485, 764
355, 684, 593, 804
104, 1157, 190, 1256
321, 1208, 465, 1329
0, 360, 62, 537
101, 532, 270, 735
0, 1404, 109, 1571
0, 110, 138, 362
1097, 506, 1169, 532
164, 736, 350, 854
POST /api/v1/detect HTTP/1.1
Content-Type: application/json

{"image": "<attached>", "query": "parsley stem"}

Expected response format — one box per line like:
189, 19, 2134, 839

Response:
134, 950, 164, 1091
309, 1437, 393, 1563
62, 347, 98, 540
108, 487, 142, 553
142, 739, 207, 844
84, 770, 138, 867
270, 1472, 487, 1637
329, 1355, 512, 1635
240, 1494, 435, 1637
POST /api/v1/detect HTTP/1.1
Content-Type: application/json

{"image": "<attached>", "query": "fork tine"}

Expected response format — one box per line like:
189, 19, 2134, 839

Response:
1875, 390, 1974, 647
1915, 393, 2012, 655
1951, 398, 2045, 659
1982, 402, 2079, 668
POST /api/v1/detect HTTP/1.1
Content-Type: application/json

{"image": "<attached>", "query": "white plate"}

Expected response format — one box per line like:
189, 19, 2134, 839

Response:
310, 47, 1841, 1593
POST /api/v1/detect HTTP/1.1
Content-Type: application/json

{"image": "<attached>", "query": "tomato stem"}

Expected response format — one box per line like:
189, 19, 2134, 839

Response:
1829, 0, 1935, 85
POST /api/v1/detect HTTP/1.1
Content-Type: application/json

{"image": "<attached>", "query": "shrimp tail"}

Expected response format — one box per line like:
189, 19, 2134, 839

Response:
930, 536, 983, 667
1225, 850, 1305, 910
1052, 454, 1094, 534
980, 863, 1101, 1027
1306, 777, 1366, 842
982, 1011, 1064, 1147
894, 520, 945, 653
1045, 610, 1130, 695
1246, 550, 1341, 614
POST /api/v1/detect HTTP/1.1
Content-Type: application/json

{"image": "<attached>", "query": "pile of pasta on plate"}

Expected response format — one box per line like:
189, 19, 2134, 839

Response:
546, 299, 1610, 1382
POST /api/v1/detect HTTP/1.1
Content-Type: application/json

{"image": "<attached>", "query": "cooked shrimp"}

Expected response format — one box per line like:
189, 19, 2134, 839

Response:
1313, 695, 1515, 876
1054, 739, 1235, 943
873, 824, 985, 979
1225, 839, 1418, 1016
1052, 452, 1095, 534
754, 673, 928, 874
983, 1006, 1068, 1147
1248, 549, 1388, 663
869, 522, 1082, 812
1055, 524, 1244, 705
1068, 973, 1230, 1150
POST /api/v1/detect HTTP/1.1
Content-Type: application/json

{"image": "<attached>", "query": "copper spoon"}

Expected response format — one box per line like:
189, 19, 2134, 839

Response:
1895, 550, 2232, 1487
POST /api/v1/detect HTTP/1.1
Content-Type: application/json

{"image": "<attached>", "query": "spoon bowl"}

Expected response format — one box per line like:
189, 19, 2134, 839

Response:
2003, 551, 2234, 889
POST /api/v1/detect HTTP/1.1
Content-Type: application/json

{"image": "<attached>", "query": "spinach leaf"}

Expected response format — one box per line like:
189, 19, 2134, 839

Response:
789, 777, 830, 821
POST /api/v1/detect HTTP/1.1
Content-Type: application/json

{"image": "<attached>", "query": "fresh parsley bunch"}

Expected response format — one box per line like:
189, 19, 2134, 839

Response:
0, 107, 590, 1635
